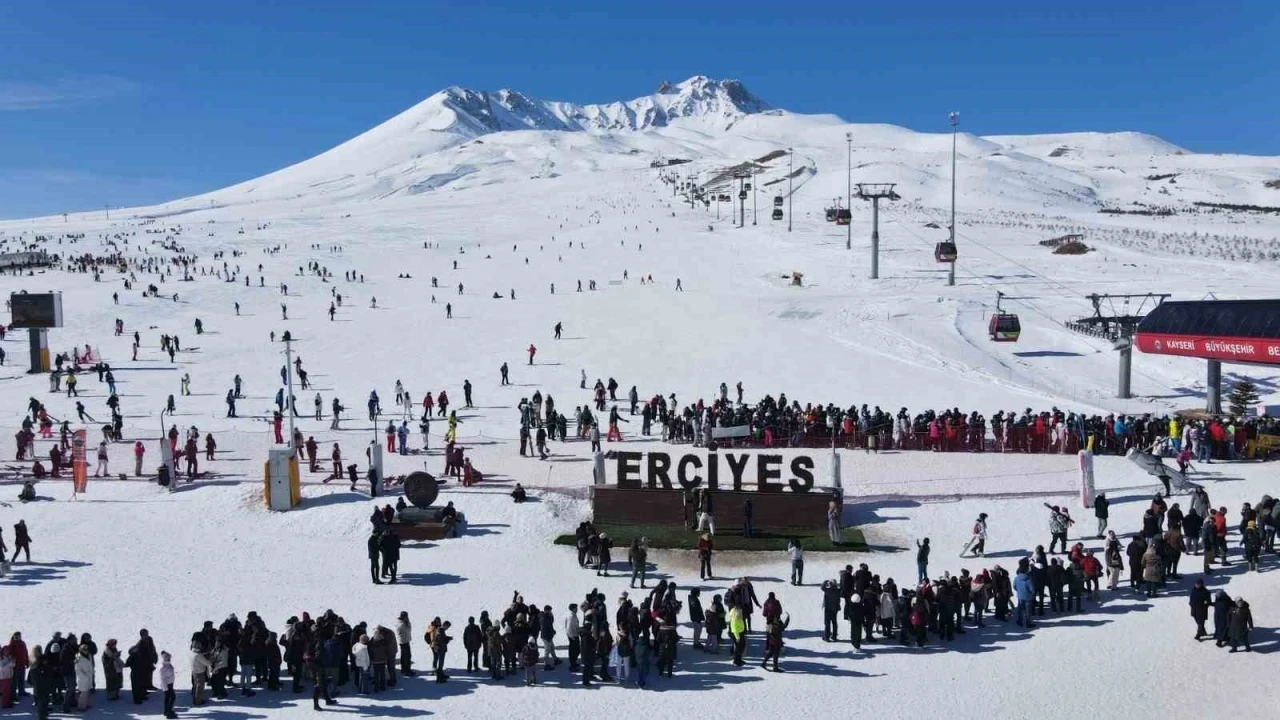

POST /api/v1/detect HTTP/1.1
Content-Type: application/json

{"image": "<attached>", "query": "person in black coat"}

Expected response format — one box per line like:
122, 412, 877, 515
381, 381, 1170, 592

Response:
379, 532, 401, 583
1227, 599, 1253, 652
124, 645, 149, 704
822, 581, 842, 641
1213, 590, 1233, 647
368, 532, 382, 585
1188, 579, 1211, 639
687, 589, 705, 649
1126, 536, 1147, 591
35, 646, 60, 719
58, 635, 77, 712
1093, 493, 1110, 538
266, 632, 282, 691
461, 618, 483, 672
844, 593, 866, 649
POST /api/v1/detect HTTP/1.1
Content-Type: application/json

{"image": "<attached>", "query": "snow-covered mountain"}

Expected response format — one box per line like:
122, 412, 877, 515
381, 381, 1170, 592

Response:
107, 74, 1280, 219
438, 75, 769, 134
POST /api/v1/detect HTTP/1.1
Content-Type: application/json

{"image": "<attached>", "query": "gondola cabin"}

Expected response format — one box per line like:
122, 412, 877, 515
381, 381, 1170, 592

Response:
772, 208, 784, 220
835, 209, 851, 225
989, 313, 1021, 342
935, 241, 957, 263
773, 195, 784, 208
825, 207, 838, 222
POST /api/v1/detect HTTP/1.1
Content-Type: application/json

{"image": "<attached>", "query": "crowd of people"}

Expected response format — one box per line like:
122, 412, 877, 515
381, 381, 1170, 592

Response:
5, 482, 1269, 717
646, 389, 1278, 458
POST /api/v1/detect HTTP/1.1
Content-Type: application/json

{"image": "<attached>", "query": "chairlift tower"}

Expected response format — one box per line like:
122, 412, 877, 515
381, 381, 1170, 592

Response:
845, 133, 853, 250
787, 148, 794, 232
1065, 293, 1170, 399
855, 183, 900, 279
947, 111, 959, 287
733, 169, 751, 228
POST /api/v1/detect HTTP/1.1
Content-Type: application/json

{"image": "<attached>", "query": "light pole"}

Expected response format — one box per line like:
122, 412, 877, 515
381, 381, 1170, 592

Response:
846, 132, 852, 250
787, 148, 793, 232
948, 111, 959, 287
752, 167, 757, 225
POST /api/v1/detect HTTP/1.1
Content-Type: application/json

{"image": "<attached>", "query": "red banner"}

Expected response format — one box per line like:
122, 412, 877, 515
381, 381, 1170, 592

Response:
1135, 332, 1280, 365
72, 429, 88, 494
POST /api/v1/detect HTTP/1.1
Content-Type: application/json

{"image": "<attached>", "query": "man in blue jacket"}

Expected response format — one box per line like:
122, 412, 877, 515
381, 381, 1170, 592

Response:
1013, 569, 1036, 629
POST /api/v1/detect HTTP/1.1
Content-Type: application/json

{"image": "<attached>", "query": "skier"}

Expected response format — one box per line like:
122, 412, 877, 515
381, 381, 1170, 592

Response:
331, 398, 344, 430
527, 344, 537, 365
500, 363, 509, 386
606, 406, 628, 442
94, 440, 109, 478
554, 322, 562, 340
133, 441, 145, 477
463, 380, 473, 408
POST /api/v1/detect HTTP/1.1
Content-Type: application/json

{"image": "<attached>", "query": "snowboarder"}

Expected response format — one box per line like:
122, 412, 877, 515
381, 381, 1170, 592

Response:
962, 513, 988, 557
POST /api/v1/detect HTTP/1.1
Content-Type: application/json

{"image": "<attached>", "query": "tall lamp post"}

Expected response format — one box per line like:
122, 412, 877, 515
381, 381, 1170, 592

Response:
948, 111, 959, 287
787, 148, 793, 232
845, 132, 852, 250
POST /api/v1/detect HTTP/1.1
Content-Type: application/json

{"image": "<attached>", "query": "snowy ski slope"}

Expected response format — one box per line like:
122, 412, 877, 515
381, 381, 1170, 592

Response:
1, 75, 1278, 719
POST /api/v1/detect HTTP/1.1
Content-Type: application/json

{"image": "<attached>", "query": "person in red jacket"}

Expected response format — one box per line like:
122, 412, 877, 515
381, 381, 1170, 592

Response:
527, 344, 537, 365
272, 411, 284, 444
133, 441, 146, 477
1213, 508, 1229, 564
7, 631, 28, 701
1080, 550, 1102, 599
761, 592, 783, 625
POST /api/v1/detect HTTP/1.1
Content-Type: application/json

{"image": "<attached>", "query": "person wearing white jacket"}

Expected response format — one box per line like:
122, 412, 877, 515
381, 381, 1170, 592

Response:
352, 636, 371, 694
190, 649, 212, 706
878, 590, 896, 637
160, 651, 177, 720
787, 539, 804, 585
395, 613, 413, 677
75, 645, 95, 711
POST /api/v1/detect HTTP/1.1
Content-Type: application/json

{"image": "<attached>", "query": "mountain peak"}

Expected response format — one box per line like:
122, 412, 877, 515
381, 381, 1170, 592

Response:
426, 75, 768, 136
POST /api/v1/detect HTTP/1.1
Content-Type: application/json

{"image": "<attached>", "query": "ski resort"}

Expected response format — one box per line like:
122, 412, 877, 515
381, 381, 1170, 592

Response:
1, 20, 1279, 720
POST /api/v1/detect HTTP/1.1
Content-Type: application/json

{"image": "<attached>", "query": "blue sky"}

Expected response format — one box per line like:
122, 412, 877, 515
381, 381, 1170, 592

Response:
0, 0, 1275, 219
